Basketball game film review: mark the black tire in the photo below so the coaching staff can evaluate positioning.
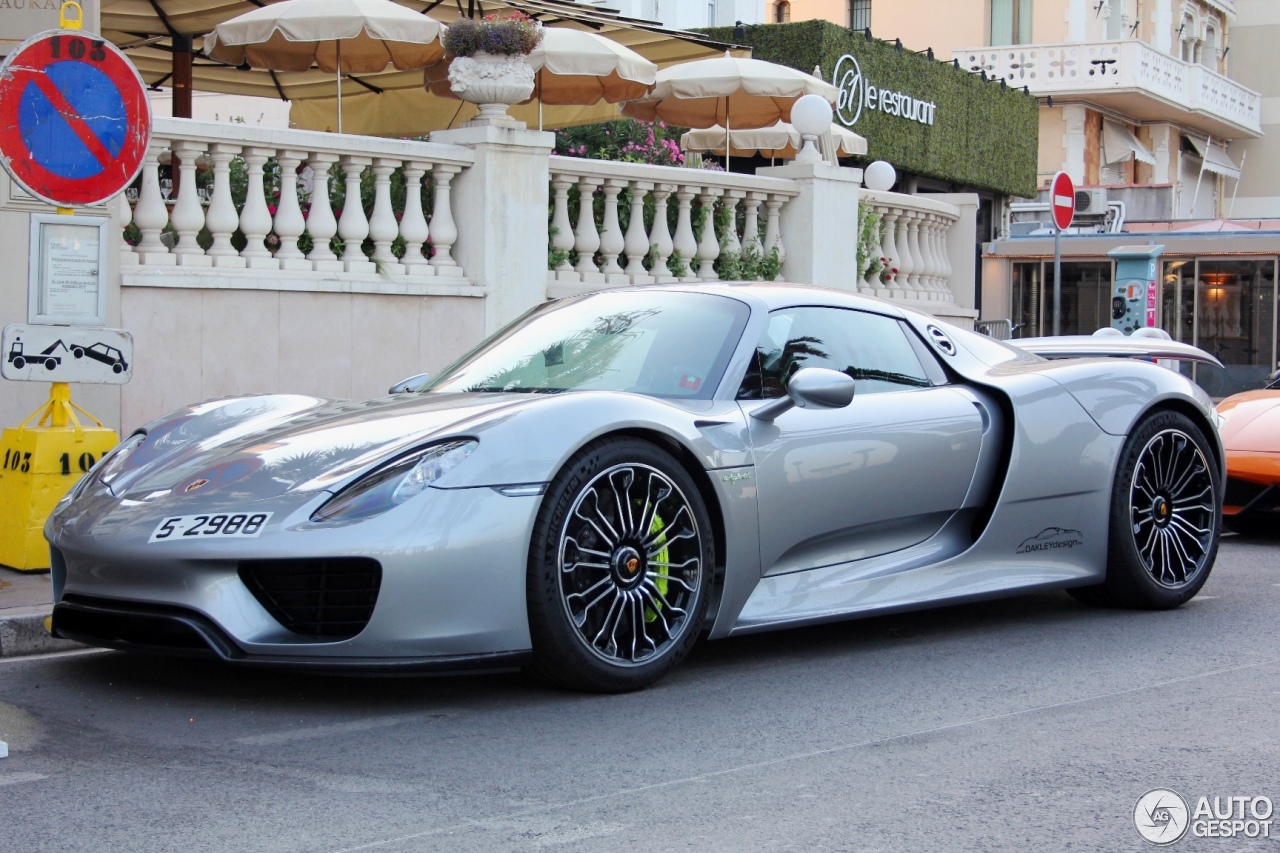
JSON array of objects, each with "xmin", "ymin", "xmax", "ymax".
[
  {"xmin": 72, "ymin": 347, "xmax": 84, "ymax": 358},
  {"xmin": 1079, "ymin": 410, "xmax": 1221, "ymax": 609},
  {"xmin": 44, "ymin": 358, "xmax": 57, "ymax": 370},
  {"xmin": 11, "ymin": 357, "xmax": 24, "ymax": 369},
  {"xmin": 526, "ymin": 437, "xmax": 713, "ymax": 693}
]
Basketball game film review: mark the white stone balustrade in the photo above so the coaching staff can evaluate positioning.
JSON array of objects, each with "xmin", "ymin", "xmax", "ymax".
[
  {"xmin": 859, "ymin": 189, "xmax": 963, "ymax": 307},
  {"xmin": 956, "ymin": 39, "xmax": 1261, "ymax": 137},
  {"xmin": 547, "ymin": 156, "xmax": 799, "ymax": 294},
  {"xmin": 127, "ymin": 118, "xmax": 474, "ymax": 284}
]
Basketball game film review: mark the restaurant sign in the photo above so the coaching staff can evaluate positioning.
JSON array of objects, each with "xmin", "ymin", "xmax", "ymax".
[{"xmin": 833, "ymin": 53, "xmax": 938, "ymax": 129}]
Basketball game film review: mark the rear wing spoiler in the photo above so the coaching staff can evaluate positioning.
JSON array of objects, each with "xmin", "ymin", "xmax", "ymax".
[{"xmin": 1011, "ymin": 336, "xmax": 1224, "ymax": 367}]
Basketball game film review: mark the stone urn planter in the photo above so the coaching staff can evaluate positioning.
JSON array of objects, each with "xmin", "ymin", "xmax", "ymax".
[{"xmin": 448, "ymin": 52, "xmax": 535, "ymax": 126}]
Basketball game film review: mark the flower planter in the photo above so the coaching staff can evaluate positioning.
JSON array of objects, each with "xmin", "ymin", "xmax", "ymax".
[{"xmin": 448, "ymin": 52, "xmax": 535, "ymax": 127}]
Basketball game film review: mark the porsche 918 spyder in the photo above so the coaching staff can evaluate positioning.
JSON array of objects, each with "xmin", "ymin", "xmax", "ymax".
[{"xmin": 47, "ymin": 283, "xmax": 1225, "ymax": 691}]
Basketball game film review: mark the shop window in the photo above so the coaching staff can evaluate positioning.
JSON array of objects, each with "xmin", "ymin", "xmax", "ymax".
[
  {"xmin": 990, "ymin": 0, "xmax": 1032, "ymax": 46},
  {"xmin": 1011, "ymin": 262, "xmax": 1042, "ymax": 337},
  {"xmin": 849, "ymin": 0, "xmax": 871, "ymax": 31},
  {"xmin": 1194, "ymin": 260, "xmax": 1277, "ymax": 395},
  {"xmin": 774, "ymin": 1, "xmax": 790, "ymax": 24}
]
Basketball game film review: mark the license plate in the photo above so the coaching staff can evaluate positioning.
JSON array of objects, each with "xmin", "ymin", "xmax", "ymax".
[{"xmin": 149, "ymin": 512, "xmax": 273, "ymax": 543}]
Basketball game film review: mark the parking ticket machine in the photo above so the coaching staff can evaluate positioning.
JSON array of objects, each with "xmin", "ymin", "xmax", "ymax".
[{"xmin": 1108, "ymin": 245, "xmax": 1164, "ymax": 334}]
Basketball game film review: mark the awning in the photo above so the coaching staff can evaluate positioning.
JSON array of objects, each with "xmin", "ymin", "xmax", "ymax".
[
  {"xmin": 1183, "ymin": 134, "xmax": 1242, "ymax": 180},
  {"xmin": 1102, "ymin": 120, "xmax": 1155, "ymax": 166}
]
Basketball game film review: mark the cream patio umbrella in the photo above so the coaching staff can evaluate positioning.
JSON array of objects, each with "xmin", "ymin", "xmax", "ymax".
[
  {"xmin": 204, "ymin": 0, "xmax": 446, "ymax": 132},
  {"xmin": 622, "ymin": 51, "xmax": 838, "ymax": 170},
  {"xmin": 424, "ymin": 27, "xmax": 657, "ymax": 130},
  {"xmin": 681, "ymin": 120, "xmax": 867, "ymax": 164}
]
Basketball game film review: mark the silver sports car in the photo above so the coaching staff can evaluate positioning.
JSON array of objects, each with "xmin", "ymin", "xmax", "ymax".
[{"xmin": 47, "ymin": 283, "xmax": 1225, "ymax": 691}]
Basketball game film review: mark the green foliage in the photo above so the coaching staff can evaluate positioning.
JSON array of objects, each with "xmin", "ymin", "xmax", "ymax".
[
  {"xmin": 547, "ymin": 226, "xmax": 572, "ymax": 269},
  {"xmin": 554, "ymin": 119, "xmax": 686, "ymax": 165},
  {"xmin": 716, "ymin": 243, "xmax": 783, "ymax": 282},
  {"xmin": 667, "ymin": 248, "xmax": 689, "ymax": 278},
  {"xmin": 858, "ymin": 205, "xmax": 885, "ymax": 281},
  {"xmin": 699, "ymin": 20, "xmax": 1039, "ymax": 198}
]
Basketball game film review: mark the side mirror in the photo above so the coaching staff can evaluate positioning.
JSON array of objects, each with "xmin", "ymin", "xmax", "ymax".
[
  {"xmin": 388, "ymin": 372, "xmax": 431, "ymax": 394},
  {"xmin": 750, "ymin": 367, "xmax": 856, "ymax": 421}
]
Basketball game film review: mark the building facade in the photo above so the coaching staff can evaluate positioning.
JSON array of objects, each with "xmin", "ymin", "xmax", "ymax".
[{"xmin": 776, "ymin": 0, "xmax": 1275, "ymax": 393}]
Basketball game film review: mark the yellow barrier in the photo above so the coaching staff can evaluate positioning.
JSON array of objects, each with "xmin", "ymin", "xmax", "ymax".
[{"xmin": 0, "ymin": 383, "xmax": 117, "ymax": 571}]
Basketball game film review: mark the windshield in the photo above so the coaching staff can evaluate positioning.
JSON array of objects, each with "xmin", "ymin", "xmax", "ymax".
[{"xmin": 425, "ymin": 291, "xmax": 751, "ymax": 399}]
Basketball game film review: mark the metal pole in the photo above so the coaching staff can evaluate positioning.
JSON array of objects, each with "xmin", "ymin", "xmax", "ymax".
[{"xmin": 1053, "ymin": 227, "xmax": 1062, "ymax": 336}]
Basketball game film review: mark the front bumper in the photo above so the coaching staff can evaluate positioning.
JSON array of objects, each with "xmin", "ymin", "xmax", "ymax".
[{"xmin": 47, "ymin": 484, "xmax": 543, "ymax": 664}]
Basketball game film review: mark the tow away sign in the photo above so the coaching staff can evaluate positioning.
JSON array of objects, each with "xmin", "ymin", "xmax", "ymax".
[{"xmin": 2, "ymin": 323, "xmax": 132, "ymax": 383}]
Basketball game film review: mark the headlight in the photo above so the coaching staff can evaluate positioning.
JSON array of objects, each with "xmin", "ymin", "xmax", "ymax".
[{"xmin": 311, "ymin": 439, "xmax": 477, "ymax": 522}]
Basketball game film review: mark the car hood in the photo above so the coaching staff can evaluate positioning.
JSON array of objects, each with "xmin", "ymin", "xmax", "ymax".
[
  {"xmin": 111, "ymin": 392, "xmax": 536, "ymax": 499},
  {"xmin": 1217, "ymin": 390, "xmax": 1280, "ymax": 453}
]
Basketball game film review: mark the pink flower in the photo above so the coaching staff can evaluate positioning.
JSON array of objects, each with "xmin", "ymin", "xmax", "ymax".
[{"xmin": 267, "ymin": 205, "xmax": 278, "ymax": 216}]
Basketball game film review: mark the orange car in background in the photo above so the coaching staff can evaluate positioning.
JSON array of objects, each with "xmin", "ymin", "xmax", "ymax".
[{"xmin": 1218, "ymin": 370, "xmax": 1280, "ymax": 535}]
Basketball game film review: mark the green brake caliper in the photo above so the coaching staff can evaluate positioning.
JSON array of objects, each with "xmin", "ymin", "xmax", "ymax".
[{"xmin": 645, "ymin": 512, "xmax": 669, "ymax": 623}]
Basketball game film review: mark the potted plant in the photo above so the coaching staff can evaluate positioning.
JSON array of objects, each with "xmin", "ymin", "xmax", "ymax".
[{"xmin": 443, "ymin": 12, "xmax": 544, "ymax": 125}]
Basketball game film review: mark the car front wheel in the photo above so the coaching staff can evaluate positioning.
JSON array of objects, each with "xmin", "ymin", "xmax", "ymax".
[{"xmin": 526, "ymin": 437, "xmax": 713, "ymax": 692}]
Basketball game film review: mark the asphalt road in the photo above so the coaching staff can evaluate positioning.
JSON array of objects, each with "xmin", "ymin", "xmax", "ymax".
[{"xmin": 1, "ymin": 535, "xmax": 1277, "ymax": 853}]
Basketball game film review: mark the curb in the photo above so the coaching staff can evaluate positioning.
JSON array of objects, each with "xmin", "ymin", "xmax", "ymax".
[{"xmin": 0, "ymin": 607, "xmax": 84, "ymax": 658}]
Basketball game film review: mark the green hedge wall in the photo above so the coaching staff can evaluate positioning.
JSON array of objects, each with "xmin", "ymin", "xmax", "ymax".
[{"xmin": 700, "ymin": 20, "xmax": 1038, "ymax": 198}]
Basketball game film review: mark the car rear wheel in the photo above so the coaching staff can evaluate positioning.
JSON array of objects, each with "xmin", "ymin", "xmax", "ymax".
[
  {"xmin": 526, "ymin": 437, "xmax": 712, "ymax": 692},
  {"xmin": 1072, "ymin": 411, "xmax": 1220, "ymax": 608}
]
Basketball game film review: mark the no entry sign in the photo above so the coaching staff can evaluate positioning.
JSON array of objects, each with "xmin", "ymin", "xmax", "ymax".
[
  {"xmin": 0, "ymin": 29, "xmax": 150, "ymax": 207},
  {"xmin": 1051, "ymin": 171, "xmax": 1076, "ymax": 232}
]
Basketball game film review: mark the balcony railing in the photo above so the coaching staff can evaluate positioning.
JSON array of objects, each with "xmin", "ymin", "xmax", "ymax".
[
  {"xmin": 858, "ymin": 190, "xmax": 961, "ymax": 304},
  {"xmin": 956, "ymin": 39, "xmax": 1261, "ymax": 137},
  {"xmin": 546, "ymin": 156, "xmax": 800, "ymax": 296},
  {"xmin": 125, "ymin": 118, "xmax": 475, "ymax": 286}
]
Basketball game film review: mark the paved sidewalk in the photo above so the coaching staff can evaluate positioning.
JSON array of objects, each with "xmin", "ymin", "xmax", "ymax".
[{"xmin": 0, "ymin": 567, "xmax": 82, "ymax": 658}]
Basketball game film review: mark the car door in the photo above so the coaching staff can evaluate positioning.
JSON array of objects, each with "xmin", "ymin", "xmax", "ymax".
[{"xmin": 738, "ymin": 307, "xmax": 986, "ymax": 575}]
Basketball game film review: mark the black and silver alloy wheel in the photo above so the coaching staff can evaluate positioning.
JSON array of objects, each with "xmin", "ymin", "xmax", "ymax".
[
  {"xmin": 1072, "ymin": 410, "xmax": 1221, "ymax": 609},
  {"xmin": 527, "ymin": 437, "xmax": 712, "ymax": 692},
  {"xmin": 558, "ymin": 463, "xmax": 702, "ymax": 666},
  {"xmin": 1129, "ymin": 428, "xmax": 1215, "ymax": 588}
]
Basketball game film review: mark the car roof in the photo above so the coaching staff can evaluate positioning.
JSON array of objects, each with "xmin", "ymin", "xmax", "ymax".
[{"xmin": 601, "ymin": 281, "xmax": 911, "ymax": 318}]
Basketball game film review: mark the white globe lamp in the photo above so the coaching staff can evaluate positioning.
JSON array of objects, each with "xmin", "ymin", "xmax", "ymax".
[
  {"xmin": 864, "ymin": 160, "xmax": 897, "ymax": 192},
  {"xmin": 791, "ymin": 94, "xmax": 833, "ymax": 164}
]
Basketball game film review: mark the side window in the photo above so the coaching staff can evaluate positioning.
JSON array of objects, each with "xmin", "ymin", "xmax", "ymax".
[{"xmin": 738, "ymin": 307, "xmax": 934, "ymax": 399}]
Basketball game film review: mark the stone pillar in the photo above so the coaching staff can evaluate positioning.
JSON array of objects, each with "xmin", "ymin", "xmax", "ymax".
[
  {"xmin": 431, "ymin": 125, "xmax": 555, "ymax": 335},
  {"xmin": 757, "ymin": 163, "xmax": 862, "ymax": 292}
]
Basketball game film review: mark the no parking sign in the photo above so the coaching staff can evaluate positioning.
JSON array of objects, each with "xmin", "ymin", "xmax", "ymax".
[{"xmin": 0, "ymin": 26, "xmax": 150, "ymax": 207}]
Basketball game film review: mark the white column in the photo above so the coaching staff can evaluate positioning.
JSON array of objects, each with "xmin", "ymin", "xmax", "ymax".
[
  {"xmin": 623, "ymin": 180, "xmax": 653, "ymax": 281},
  {"xmin": 428, "ymin": 164, "xmax": 461, "ymax": 273},
  {"xmin": 1153, "ymin": 0, "xmax": 1173, "ymax": 54},
  {"xmin": 763, "ymin": 194, "xmax": 786, "ymax": 273},
  {"xmin": 648, "ymin": 184, "xmax": 674, "ymax": 278},
  {"xmin": 696, "ymin": 188, "xmax": 723, "ymax": 280},
  {"xmin": 118, "ymin": 193, "xmax": 136, "ymax": 267},
  {"xmin": 239, "ymin": 147, "xmax": 278, "ymax": 269},
  {"xmin": 368, "ymin": 158, "xmax": 401, "ymax": 273},
  {"xmin": 878, "ymin": 207, "xmax": 899, "ymax": 298},
  {"xmin": 573, "ymin": 176, "xmax": 601, "ymax": 277},
  {"xmin": 399, "ymin": 161, "xmax": 432, "ymax": 271},
  {"xmin": 304, "ymin": 152, "xmax": 342, "ymax": 271},
  {"xmin": 203, "ymin": 143, "xmax": 243, "ymax": 268},
  {"xmin": 936, "ymin": 215, "xmax": 955, "ymax": 295},
  {"xmin": 905, "ymin": 212, "xmax": 925, "ymax": 294},
  {"xmin": 133, "ymin": 143, "xmax": 173, "ymax": 265},
  {"xmin": 672, "ymin": 187, "xmax": 698, "ymax": 280},
  {"xmin": 919, "ymin": 214, "xmax": 940, "ymax": 296},
  {"xmin": 338, "ymin": 155, "xmax": 373, "ymax": 272},
  {"xmin": 1062, "ymin": 104, "xmax": 1088, "ymax": 186},
  {"xmin": 598, "ymin": 179, "xmax": 627, "ymax": 280},
  {"xmin": 273, "ymin": 149, "xmax": 309, "ymax": 269},
  {"xmin": 548, "ymin": 174, "xmax": 575, "ymax": 273},
  {"xmin": 894, "ymin": 211, "xmax": 916, "ymax": 298},
  {"xmin": 742, "ymin": 193, "xmax": 764, "ymax": 255},
  {"xmin": 169, "ymin": 140, "xmax": 209, "ymax": 265}
]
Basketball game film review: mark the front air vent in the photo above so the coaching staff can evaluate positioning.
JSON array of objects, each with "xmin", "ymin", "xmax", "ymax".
[{"xmin": 239, "ymin": 558, "xmax": 382, "ymax": 639}]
